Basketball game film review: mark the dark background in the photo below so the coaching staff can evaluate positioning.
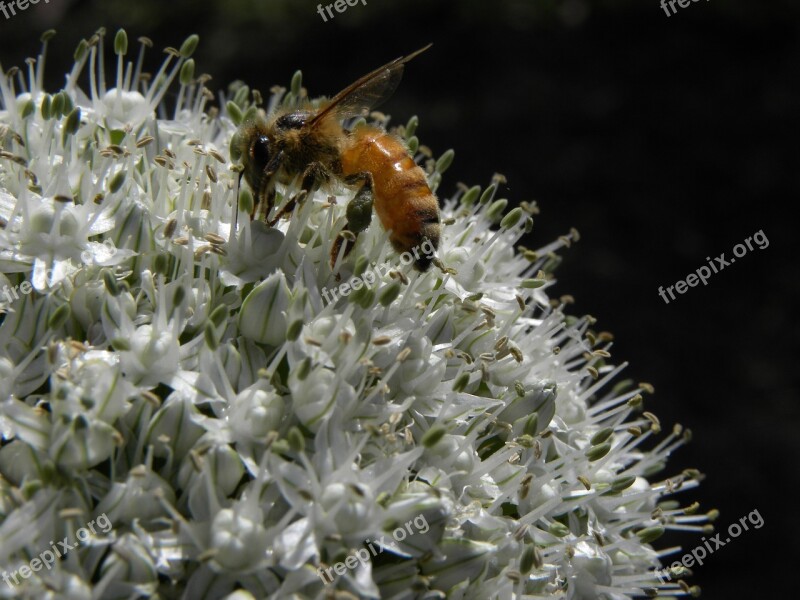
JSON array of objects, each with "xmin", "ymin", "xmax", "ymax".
[{"xmin": 2, "ymin": 0, "xmax": 797, "ymax": 596}]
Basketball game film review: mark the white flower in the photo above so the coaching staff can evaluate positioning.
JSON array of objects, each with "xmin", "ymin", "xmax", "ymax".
[
  {"xmin": 238, "ymin": 271, "xmax": 292, "ymax": 346},
  {"xmin": 211, "ymin": 506, "xmax": 270, "ymax": 573},
  {"xmin": 0, "ymin": 29, "xmax": 710, "ymax": 599}
]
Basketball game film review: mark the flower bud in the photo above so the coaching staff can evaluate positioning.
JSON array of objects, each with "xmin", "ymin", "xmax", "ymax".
[
  {"xmin": 499, "ymin": 380, "xmax": 557, "ymax": 432},
  {"xmin": 211, "ymin": 508, "xmax": 269, "ymax": 572},
  {"xmin": 99, "ymin": 533, "xmax": 158, "ymax": 586},
  {"xmin": 50, "ymin": 414, "xmax": 119, "ymax": 470},
  {"xmin": 145, "ymin": 393, "xmax": 204, "ymax": 460},
  {"xmin": 0, "ymin": 440, "xmax": 48, "ymax": 485},
  {"xmin": 320, "ymin": 482, "xmax": 374, "ymax": 537},
  {"xmin": 289, "ymin": 364, "xmax": 355, "ymax": 432},
  {"xmin": 119, "ymin": 324, "xmax": 180, "ymax": 387},
  {"xmin": 238, "ymin": 272, "xmax": 291, "ymax": 346}
]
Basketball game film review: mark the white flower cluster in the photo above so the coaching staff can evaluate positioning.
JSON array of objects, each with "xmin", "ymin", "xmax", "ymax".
[{"xmin": 0, "ymin": 29, "xmax": 712, "ymax": 600}]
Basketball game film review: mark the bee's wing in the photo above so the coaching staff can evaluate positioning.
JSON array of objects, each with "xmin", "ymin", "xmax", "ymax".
[{"xmin": 306, "ymin": 43, "xmax": 432, "ymax": 130}]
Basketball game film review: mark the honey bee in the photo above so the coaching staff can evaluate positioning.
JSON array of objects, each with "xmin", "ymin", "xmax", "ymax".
[{"xmin": 231, "ymin": 44, "xmax": 440, "ymax": 271}]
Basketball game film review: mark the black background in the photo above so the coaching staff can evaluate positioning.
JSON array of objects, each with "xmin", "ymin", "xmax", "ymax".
[{"xmin": 1, "ymin": 0, "xmax": 797, "ymax": 597}]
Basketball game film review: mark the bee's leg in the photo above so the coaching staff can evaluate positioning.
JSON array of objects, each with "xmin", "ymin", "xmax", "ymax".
[
  {"xmin": 257, "ymin": 185, "xmax": 277, "ymax": 222},
  {"xmin": 330, "ymin": 172, "xmax": 374, "ymax": 270},
  {"xmin": 253, "ymin": 151, "xmax": 284, "ymax": 224},
  {"xmin": 268, "ymin": 161, "xmax": 329, "ymax": 226}
]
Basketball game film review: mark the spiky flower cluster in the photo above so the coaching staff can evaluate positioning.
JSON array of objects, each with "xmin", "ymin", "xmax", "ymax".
[{"xmin": 0, "ymin": 29, "xmax": 711, "ymax": 600}]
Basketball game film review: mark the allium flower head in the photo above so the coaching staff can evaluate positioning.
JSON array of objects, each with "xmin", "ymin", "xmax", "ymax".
[{"xmin": 0, "ymin": 29, "xmax": 712, "ymax": 599}]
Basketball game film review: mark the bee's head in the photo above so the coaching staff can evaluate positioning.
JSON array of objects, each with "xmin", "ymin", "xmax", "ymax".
[
  {"xmin": 230, "ymin": 109, "xmax": 312, "ymax": 195},
  {"xmin": 248, "ymin": 134, "xmax": 273, "ymax": 182},
  {"xmin": 231, "ymin": 116, "xmax": 273, "ymax": 194}
]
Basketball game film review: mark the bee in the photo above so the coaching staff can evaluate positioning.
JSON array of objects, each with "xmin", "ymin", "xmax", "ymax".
[{"xmin": 231, "ymin": 44, "xmax": 440, "ymax": 271}]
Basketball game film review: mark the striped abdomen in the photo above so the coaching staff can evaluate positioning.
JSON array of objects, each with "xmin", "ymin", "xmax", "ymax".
[{"xmin": 340, "ymin": 128, "xmax": 440, "ymax": 270}]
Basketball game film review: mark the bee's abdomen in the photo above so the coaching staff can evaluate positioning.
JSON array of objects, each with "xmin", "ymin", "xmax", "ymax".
[{"xmin": 341, "ymin": 129, "xmax": 440, "ymax": 268}]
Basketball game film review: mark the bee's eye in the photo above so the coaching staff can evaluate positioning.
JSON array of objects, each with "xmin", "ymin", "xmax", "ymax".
[{"xmin": 251, "ymin": 135, "xmax": 271, "ymax": 171}]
